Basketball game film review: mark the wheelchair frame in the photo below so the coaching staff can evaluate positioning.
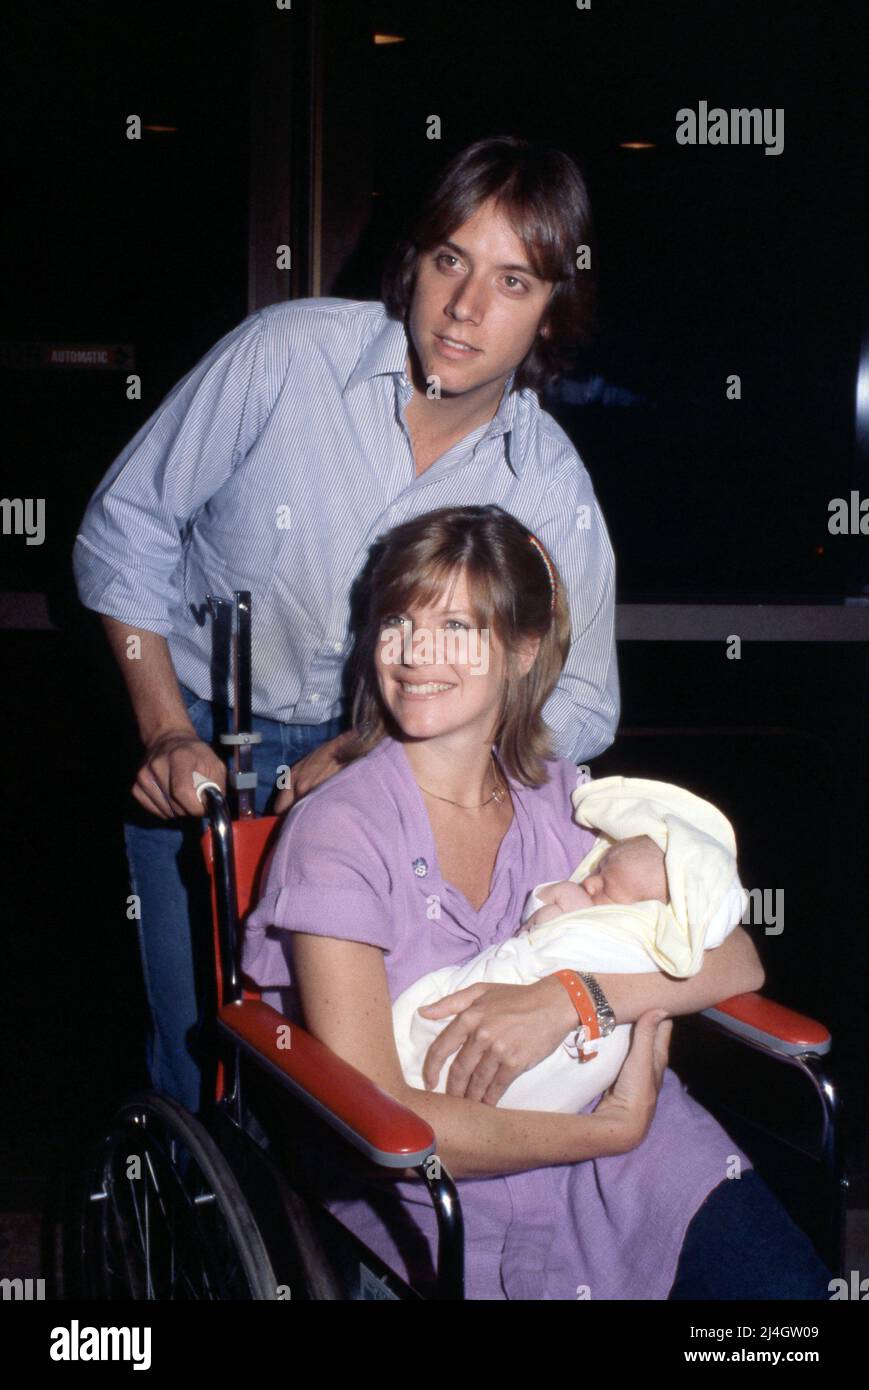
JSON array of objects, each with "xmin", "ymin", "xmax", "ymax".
[
  {"xmin": 202, "ymin": 783, "xmax": 465, "ymax": 1300},
  {"xmin": 80, "ymin": 591, "xmax": 846, "ymax": 1299}
]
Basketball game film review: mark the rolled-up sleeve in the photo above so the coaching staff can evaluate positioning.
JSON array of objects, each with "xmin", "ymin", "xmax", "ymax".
[
  {"xmin": 73, "ymin": 310, "xmax": 271, "ymax": 635},
  {"xmin": 537, "ymin": 459, "xmax": 620, "ymax": 765},
  {"xmin": 242, "ymin": 788, "xmax": 396, "ymax": 990}
]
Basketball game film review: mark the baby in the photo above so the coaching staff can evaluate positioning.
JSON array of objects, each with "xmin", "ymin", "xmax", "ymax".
[
  {"xmin": 391, "ymin": 775, "xmax": 747, "ymax": 1114},
  {"xmin": 528, "ymin": 833, "xmax": 669, "ymax": 923}
]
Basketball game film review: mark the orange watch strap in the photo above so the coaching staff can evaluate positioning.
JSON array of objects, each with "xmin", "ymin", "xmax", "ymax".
[{"xmin": 552, "ymin": 969, "xmax": 601, "ymax": 1056}]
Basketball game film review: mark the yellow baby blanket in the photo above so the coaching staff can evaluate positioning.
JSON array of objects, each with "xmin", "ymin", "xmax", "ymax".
[{"xmin": 564, "ymin": 775, "xmax": 747, "ymax": 976}]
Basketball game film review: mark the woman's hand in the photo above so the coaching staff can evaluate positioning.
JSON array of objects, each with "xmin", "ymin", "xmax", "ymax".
[
  {"xmin": 418, "ymin": 976, "xmax": 582, "ymax": 1104},
  {"xmin": 273, "ymin": 731, "xmax": 354, "ymax": 813},
  {"xmin": 593, "ymin": 1010, "xmax": 672, "ymax": 1152}
]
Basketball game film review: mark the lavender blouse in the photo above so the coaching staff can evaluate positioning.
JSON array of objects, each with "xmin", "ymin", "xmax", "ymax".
[{"xmin": 243, "ymin": 735, "xmax": 752, "ymax": 1300}]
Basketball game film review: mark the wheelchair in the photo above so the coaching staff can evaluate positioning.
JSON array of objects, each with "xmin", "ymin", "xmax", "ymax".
[{"xmin": 78, "ymin": 595, "xmax": 847, "ymax": 1300}]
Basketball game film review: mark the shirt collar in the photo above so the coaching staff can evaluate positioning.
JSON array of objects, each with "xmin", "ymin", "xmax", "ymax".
[
  {"xmin": 481, "ymin": 371, "xmax": 522, "ymax": 474},
  {"xmin": 343, "ymin": 312, "xmax": 410, "ymax": 394},
  {"xmin": 488, "ymin": 371, "xmax": 519, "ymax": 435},
  {"xmin": 343, "ymin": 307, "xmax": 525, "ymax": 470}
]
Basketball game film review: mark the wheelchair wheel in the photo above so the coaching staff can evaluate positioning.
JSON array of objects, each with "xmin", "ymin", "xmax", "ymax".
[{"xmin": 80, "ymin": 1091, "xmax": 278, "ymax": 1300}]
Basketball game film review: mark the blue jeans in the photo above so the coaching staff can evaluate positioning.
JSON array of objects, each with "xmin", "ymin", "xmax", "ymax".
[
  {"xmin": 668, "ymin": 1169, "xmax": 834, "ymax": 1299},
  {"xmin": 123, "ymin": 684, "xmax": 345, "ymax": 1113}
]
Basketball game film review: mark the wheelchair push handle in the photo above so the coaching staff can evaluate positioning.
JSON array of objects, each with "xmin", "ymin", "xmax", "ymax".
[
  {"xmin": 207, "ymin": 589, "xmax": 262, "ymax": 819},
  {"xmin": 193, "ymin": 770, "xmax": 223, "ymax": 804}
]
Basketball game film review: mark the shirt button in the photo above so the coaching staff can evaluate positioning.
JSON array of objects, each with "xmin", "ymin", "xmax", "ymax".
[
  {"xmin": 311, "ymin": 693, "xmax": 320, "ymax": 703},
  {"xmin": 332, "ymin": 642, "xmax": 343, "ymax": 654}
]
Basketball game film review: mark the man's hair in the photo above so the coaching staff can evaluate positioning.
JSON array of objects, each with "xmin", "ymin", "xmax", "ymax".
[
  {"xmin": 381, "ymin": 135, "xmax": 597, "ymax": 394},
  {"xmin": 338, "ymin": 505, "xmax": 571, "ymax": 785}
]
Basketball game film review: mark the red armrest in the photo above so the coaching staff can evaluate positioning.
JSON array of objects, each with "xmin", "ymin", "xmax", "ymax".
[
  {"xmin": 217, "ymin": 999, "xmax": 436, "ymax": 1168},
  {"xmin": 700, "ymin": 992, "xmax": 831, "ymax": 1057}
]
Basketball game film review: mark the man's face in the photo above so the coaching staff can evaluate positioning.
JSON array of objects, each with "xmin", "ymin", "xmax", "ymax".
[{"xmin": 406, "ymin": 197, "xmax": 554, "ymax": 400}]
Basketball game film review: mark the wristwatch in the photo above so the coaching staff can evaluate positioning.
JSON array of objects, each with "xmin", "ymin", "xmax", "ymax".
[
  {"xmin": 552, "ymin": 969, "xmax": 617, "ymax": 1062},
  {"xmin": 577, "ymin": 972, "xmax": 617, "ymax": 1038}
]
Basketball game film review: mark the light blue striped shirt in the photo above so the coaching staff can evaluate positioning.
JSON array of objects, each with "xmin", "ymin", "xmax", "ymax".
[{"xmin": 74, "ymin": 298, "xmax": 619, "ymax": 762}]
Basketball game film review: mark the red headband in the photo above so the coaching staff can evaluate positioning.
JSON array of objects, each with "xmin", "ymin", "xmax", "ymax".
[{"xmin": 528, "ymin": 533, "xmax": 558, "ymax": 613}]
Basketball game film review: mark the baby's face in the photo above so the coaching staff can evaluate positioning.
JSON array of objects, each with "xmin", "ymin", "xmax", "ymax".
[
  {"xmin": 581, "ymin": 835, "xmax": 668, "ymax": 907},
  {"xmin": 524, "ymin": 835, "xmax": 669, "ymax": 929}
]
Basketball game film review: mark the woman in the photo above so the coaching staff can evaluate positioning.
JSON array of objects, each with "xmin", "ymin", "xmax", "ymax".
[{"xmin": 243, "ymin": 505, "xmax": 832, "ymax": 1300}]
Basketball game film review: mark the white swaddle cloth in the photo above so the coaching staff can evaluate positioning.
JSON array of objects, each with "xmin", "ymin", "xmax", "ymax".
[{"xmin": 392, "ymin": 775, "xmax": 748, "ymax": 1113}]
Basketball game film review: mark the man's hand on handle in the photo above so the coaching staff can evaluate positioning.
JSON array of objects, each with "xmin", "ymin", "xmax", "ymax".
[
  {"xmin": 100, "ymin": 617, "xmax": 354, "ymax": 820},
  {"xmin": 101, "ymin": 617, "xmax": 227, "ymax": 819},
  {"xmin": 133, "ymin": 730, "xmax": 227, "ymax": 819},
  {"xmin": 134, "ymin": 727, "xmax": 353, "ymax": 820}
]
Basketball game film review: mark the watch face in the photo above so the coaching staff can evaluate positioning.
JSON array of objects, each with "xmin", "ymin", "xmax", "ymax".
[
  {"xmin": 578, "ymin": 974, "xmax": 617, "ymax": 1035},
  {"xmin": 593, "ymin": 1001, "xmax": 616, "ymax": 1036}
]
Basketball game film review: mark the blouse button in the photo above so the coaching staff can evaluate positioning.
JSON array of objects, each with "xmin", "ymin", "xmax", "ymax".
[{"xmin": 412, "ymin": 857, "xmax": 428, "ymax": 878}]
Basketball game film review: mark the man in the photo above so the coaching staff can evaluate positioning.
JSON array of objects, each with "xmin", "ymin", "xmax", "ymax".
[{"xmin": 74, "ymin": 135, "xmax": 620, "ymax": 1112}]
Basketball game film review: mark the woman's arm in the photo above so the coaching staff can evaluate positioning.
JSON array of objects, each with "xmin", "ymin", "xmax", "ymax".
[
  {"xmin": 595, "ymin": 925, "xmax": 766, "ymax": 1025},
  {"xmin": 289, "ymin": 932, "xmax": 666, "ymax": 1181},
  {"xmin": 419, "ymin": 926, "xmax": 765, "ymax": 1105}
]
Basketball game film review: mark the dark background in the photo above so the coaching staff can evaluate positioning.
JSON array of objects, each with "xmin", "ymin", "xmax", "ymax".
[
  {"xmin": 3, "ymin": 0, "xmax": 868, "ymax": 603},
  {"xmin": 1, "ymin": 0, "xmax": 867, "ymax": 1277}
]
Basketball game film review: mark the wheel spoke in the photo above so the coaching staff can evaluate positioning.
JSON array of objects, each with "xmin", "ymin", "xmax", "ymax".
[
  {"xmin": 126, "ymin": 1170, "xmax": 149, "ymax": 1293},
  {"xmin": 81, "ymin": 1097, "xmax": 276, "ymax": 1301}
]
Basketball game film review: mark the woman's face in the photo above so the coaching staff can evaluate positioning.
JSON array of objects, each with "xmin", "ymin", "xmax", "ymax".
[{"xmin": 373, "ymin": 569, "xmax": 535, "ymax": 747}]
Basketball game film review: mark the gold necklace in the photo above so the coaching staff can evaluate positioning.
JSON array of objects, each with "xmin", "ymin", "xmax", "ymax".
[{"xmin": 416, "ymin": 751, "xmax": 506, "ymax": 809}]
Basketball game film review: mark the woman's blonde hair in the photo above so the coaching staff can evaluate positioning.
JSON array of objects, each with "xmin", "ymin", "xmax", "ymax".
[{"xmin": 337, "ymin": 505, "xmax": 571, "ymax": 786}]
